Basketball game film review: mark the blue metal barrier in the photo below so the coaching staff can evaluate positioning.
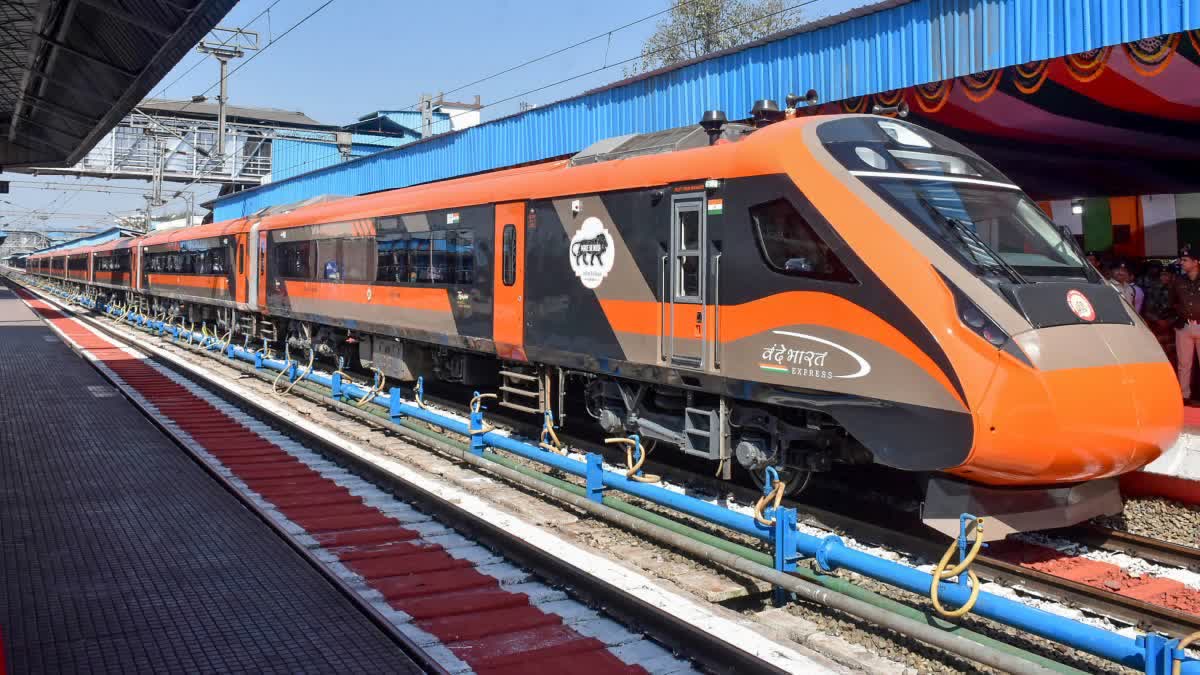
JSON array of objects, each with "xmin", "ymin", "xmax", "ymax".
[{"xmin": 28, "ymin": 283, "xmax": 1200, "ymax": 675}]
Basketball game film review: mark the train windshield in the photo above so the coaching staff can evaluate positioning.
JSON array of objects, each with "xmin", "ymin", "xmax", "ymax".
[
  {"xmin": 866, "ymin": 178, "xmax": 1087, "ymax": 281},
  {"xmin": 817, "ymin": 117, "xmax": 1092, "ymax": 282}
]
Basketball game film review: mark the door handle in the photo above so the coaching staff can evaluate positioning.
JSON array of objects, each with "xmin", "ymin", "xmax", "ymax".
[{"xmin": 695, "ymin": 311, "xmax": 702, "ymax": 322}]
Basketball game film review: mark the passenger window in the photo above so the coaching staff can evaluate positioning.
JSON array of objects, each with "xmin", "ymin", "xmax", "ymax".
[
  {"xmin": 375, "ymin": 217, "xmax": 475, "ymax": 286},
  {"xmin": 750, "ymin": 199, "xmax": 856, "ymax": 283},
  {"xmin": 502, "ymin": 224, "xmax": 516, "ymax": 286},
  {"xmin": 456, "ymin": 229, "xmax": 475, "ymax": 284},
  {"xmin": 376, "ymin": 236, "xmax": 408, "ymax": 283},
  {"xmin": 409, "ymin": 232, "xmax": 432, "ymax": 282},
  {"xmin": 339, "ymin": 237, "xmax": 374, "ymax": 282},
  {"xmin": 277, "ymin": 241, "xmax": 312, "ymax": 279}
]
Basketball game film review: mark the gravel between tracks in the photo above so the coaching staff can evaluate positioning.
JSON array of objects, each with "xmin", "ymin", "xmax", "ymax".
[{"xmin": 1093, "ymin": 497, "xmax": 1200, "ymax": 549}]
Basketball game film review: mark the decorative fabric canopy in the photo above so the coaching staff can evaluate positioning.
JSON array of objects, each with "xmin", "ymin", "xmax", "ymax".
[{"xmin": 814, "ymin": 31, "xmax": 1200, "ymax": 200}]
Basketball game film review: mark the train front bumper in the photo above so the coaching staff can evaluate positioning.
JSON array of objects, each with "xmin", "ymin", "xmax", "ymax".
[{"xmin": 921, "ymin": 474, "xmax": 1122, "ymax": 540}]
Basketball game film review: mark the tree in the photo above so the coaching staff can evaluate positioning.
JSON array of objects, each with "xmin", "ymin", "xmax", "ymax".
[{"xmin": 628, "ymin": 0, "xmax": 803, "ymax": 75}]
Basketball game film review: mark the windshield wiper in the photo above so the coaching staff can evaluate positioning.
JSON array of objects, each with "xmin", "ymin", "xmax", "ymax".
[{"xmin": 916, "ymin": 196, "xmax": 1027, "ymax": 284}]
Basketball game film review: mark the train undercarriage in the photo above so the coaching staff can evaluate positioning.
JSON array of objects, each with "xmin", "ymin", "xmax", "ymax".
[
  {"xmin": 33, "ymin": 274, "xmax": 1134, "ymax": 539},
  {"xmin": 45, "ymin": 276, "xmax": 875, "ymax": 494}
]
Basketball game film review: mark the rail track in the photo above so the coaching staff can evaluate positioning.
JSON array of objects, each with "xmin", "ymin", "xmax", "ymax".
[
  {"xmin": 417, "ymin": 392, "xmax": 1200, "ymax": 639},
  {"xmin": 1064, "ymin": 525, "xmax": 1200, "ymax": 573},
  {"xmin": 20, "ymin": 271, "xmax": 1200, "ymax": 673},
  {"xmin": 10, "ymin": 278, "xmax": 826, "ymax": 675}
]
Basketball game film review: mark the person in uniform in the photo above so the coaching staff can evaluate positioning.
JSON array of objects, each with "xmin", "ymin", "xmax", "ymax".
[
  {"xmin": 1172, "ymin": 247, "xmax": 1200, "ymax": 403},
  {"xmin": 1110, "ymin": 261, "xmax": 1144, "ymax": 313},
  {"xmin": 1144, "ymin": 264, "xmax": 1177, "ymax": 359}
]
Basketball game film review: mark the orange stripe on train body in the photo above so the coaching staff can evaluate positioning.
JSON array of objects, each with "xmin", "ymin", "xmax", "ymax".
[
  {"xmin": 275, "ymin": 280, "xmax": 452, "ymax": 313},
  {"xmin": 145, "ymin": 274, "xmax": 229, "ymax": 292},
  {"xmin": 599, "ymin": 291, "xmax": 963, "ymax": 408}
]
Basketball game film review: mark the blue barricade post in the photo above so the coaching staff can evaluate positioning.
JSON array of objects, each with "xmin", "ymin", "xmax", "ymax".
[
  {"xmin": 468, "ymin": 391, "xmax": 486, "ymax": 456},
  {"xmin": 772, "ymin": 506, "xmax": 799, "ymax": 606},
  {"xmin": 388, "ymin": 387, "xmax": 405, "ymax": 422},
  {"xmin": 585, "ymin": 454, "xmax": 605, "ymax": 503},
  {"xmin": 331, "ymin": 371, "xmax": 343, "ymax": 401}
]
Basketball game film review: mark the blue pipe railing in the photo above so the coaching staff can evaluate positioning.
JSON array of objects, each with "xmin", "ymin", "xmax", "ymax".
[{"xmin": 34, "ymin": 282, "xmax": 1200, "ymax": 675}]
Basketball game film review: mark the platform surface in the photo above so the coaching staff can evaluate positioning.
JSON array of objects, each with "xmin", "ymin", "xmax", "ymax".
[{"xmin": 0, "ymin": 285, "xmax": 425, "ymax": 673}]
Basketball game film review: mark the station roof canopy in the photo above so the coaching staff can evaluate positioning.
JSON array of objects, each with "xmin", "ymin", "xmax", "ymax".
[
  {"xmin": 0, "ymin": 0, "xmax": 238, "ymax": 169},
  {"xmin": 211, "ymin": 0, "xmax": 1200, "ymax": 220},
  {"xmin": 137, "ymin": 98, "xmax": 332, "ymax": 130}
]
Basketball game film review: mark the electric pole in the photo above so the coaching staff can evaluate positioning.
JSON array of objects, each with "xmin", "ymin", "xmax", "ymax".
[{"xmin": 196, "ymin": 28, "xmax": 259, "ymax": 159}]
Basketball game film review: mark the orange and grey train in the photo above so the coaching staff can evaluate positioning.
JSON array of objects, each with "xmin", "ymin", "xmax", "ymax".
[{"xmin": 28, "ymin": 110, "xmax": 1182, "ymax": 537}]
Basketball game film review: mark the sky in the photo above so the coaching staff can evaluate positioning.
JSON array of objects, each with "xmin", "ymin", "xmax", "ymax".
[{"xmin": 1, "ymin": 0, "xmax": 873, "ymax": 237}]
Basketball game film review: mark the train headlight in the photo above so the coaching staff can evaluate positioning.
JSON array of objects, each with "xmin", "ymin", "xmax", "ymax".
[
  {"xmin": 941, "ymin": 273, "xmax": 1011, "ymax": 350},
  {"xmin": 877, "ymin": 120, "xmax": 932, "ymax": 148}
]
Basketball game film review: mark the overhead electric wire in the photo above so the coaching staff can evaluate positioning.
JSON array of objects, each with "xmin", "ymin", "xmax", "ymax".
[
  {"xmin": 149, "ymin": 0, "xmax": 289, "ymax": 101},
  {"xmin": 250, "ymin": 0, "xmax": 815, "ymax": 185},
  {"xmin": 391, "ymin": 0, "xmax": 705, "ymax": 113},
  {"xmin": 155, "ymin": 0, "xmax": 337, "ymax": 209},
  {"xmin": 182, "ymin": 0, "xmax": 714, "ymax": 186}
]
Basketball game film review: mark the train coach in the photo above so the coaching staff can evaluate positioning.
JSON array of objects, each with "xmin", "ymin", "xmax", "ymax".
[{"xmin": 27, "ymin": 107, "xmax": 1183, "ymax": 537}]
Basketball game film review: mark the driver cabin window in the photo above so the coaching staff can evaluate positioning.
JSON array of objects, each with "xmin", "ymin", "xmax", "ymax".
[{"xmin": 750, "ymin": 199, "xmax": 856, "ymax": 283}]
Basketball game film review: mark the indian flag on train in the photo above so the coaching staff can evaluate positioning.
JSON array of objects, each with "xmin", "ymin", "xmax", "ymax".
[{"xmin": 1039, "ymin": 194, "xmax": 1200, "ymax": 258}]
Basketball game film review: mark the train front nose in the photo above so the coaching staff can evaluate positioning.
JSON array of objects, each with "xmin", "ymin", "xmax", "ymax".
[{"xmin": 963, "ymin": 323, "xmax": 1182, "ymax": 485}]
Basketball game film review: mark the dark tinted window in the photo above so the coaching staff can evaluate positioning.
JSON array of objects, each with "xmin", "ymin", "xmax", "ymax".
[
  {"xmin": 97, "ymin": 252, "xmax": 130, "ymax": 272},
  {"xmin": 144, "ymin": 245, "xmax": 227, "ymax": 275},
  {"xmin": 340, "ymin": 237, "xmax": 374, "ymax": 282},
  {"xmin": 68, "ymin": 256, "xmax": 87, "ymax": 271},
  {"xmin": 276, "ymin": 241, "xmax": 312, "ymax": 279},
  {"xmin": 375, "ymin": 226, "xmax": 474, "ymax": 285},
  {"xmin": 750, "ymin": 199, "xmax": 856, "ymax": 283},
  {"xmin": 502, "ymin": 224, "xmax": 516, "ymax": 286}
]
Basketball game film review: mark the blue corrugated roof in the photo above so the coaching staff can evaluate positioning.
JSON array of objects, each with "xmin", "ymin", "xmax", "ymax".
[
  {"xmin": 272, "ymin": 139, "xmax": 409, "ymax": 182},
  {"xmin": 31, "ymin": 227, "xmax": 138, "ymax": 254},
  {"xmin": 214, "ymin": 0, "xmax": 1200, "ymax": 220}
]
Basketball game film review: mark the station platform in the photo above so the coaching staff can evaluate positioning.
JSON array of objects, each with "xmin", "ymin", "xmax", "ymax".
[{"xmin": 0, "ymin": 284, "xmax": 428, "ymax": 673}]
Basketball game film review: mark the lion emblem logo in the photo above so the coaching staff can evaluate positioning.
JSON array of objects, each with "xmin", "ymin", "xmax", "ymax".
[{"xmin": 568, "ymin": 217, "xmax": 615, "ymax": 289}]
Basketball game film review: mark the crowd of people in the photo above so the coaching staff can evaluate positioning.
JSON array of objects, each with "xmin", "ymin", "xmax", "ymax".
[{"xmin": 1087, "ymin": 246, "xmax": 1200, "ymax": 404}]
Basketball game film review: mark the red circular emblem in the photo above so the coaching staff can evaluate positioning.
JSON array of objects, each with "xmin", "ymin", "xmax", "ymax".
[{"xmin": 1066, "ymin": 290, "xmax": 1095, "ymax": 322}]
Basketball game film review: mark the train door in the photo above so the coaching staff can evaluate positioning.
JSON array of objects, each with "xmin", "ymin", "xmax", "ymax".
[
  {"xmin": 667, "ymin": 194, "xmax": 707, "ymax": 368},
  {"xmin": 493, "ymin": 202, "xmax": 526, "ymax": 360},
  {"xmin": 247, "ymin": 221, "xmax": 262, "ymax": 312}
]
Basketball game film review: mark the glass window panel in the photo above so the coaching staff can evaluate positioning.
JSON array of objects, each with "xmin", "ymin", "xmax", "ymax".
[
  {"xmin": 409, "ymin": 232, "xmax": 432, "ymax": 283},
  {"xmin": 679, "ymin": 255, "xmax": 700, "ymax": 297},
  {"xmin": 457, "ymin": 230, "xmax": 475, "ymax": 284},
  {"xmin": 502, "ymin": 225, "xmax": 516, "ymax": 286},
  {"xmin": 750, "ymin": 199, "xmax": 856, "ymax": 283},
  {"xmin": 678, "ymin": 209, "xmax": 700, "ymax": 251}
]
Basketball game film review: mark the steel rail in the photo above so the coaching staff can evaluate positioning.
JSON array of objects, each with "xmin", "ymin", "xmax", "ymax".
[
  {"xmin": 1067, "ymin": 525, "xmax": 1200, "ymax": 573},
  {"xmin": 15, "ymin": 277, "xmax": 785, "ymax": 675},
  {"xmin": 19, "ymin": 271, "xmax": 1200, "ymax": 674},
  {"xmin": 433, "ymin": 397, "xmax": 1200, "ymax": 638}
]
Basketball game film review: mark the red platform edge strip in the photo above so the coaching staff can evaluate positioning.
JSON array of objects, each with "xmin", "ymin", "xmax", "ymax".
[
  {"xmin": 1121, "ymin": 471, "xmax": 1200, "ymax": 506},
  {"xmin": 15, "ymin": 288, "xmax": 645, "ymax": 675},
  {"xmin": 989, "ymin": 539, "xmax": 1200, "ymax": 617},
  {"xmin": 1121, "ymin": 408, "xmax": 1200, "ymax": 506}
]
